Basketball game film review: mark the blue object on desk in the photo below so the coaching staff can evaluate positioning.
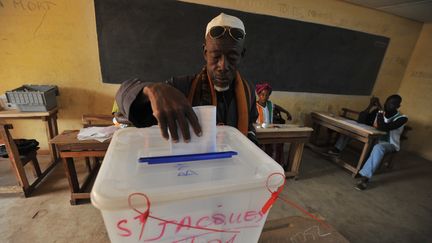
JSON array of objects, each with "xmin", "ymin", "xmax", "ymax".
[{"xmin": 139, "ymin": 151, "xmax": 238, "ymax": 164}]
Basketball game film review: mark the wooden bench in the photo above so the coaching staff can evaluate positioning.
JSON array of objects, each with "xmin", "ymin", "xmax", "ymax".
[
  {"xmin": 0, "ymin": 124, "xmax": 56, "ymax": 197},
  {"xmin": 338, "ymin": 107, "xmax": 411, "ymax": 170}
]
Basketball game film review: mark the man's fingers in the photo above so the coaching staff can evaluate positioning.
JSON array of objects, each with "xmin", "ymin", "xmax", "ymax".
[
  {"xmin": 145, "ymin": 83, "xmax": 200, "ymax": 141},
  {"xmin": 167, "ymin": 115, "xmax": 179, "ymax": 143},
  {"xmin": 158, "ymin": 115, "xmax": 169, "ymax": 141},
  {"xmin": 176, "ymin": 112, "xmax": 191, "ymax": 142},
  {"xmin": 186, "ymin": 109, "xmax": 202, "ymax": 136}
]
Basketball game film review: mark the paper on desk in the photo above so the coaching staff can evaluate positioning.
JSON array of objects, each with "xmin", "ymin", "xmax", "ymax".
[
  {"xmin": 77, "ymin": 125, "xmax": 119, "ymax": 142},
  {"xmin": 170, "ymin": 106, "xmax": 216, "ymax": 155}
]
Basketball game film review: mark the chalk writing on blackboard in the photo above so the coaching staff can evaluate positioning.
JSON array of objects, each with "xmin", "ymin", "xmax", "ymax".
[
  {"xmin": 290, "ymin": 225, "xmax": 331, "ymax": 243},
  {"xmin": 336, "ymin": 17, "xmax": 390, "ymax": 35},
  {"xmin": 33, "ymin": 8, "xmax": 47, "ymax": 37},
  {"xmin": 276, "ymin": 3, "xmax": 391, "ymax": 35},
  {"xmin": 1, "ymin": 0, "xmax": 56, "ymax": 11},
  {"xmin": 234, "ymin": 0, "xmax": 273, "ymax": 10},
  {"xmin": 411, "ymin": 71, "xmax": 432, "ymax": 79},
  {"xmin": 307, "ymin": 9, "xmax": 334, "ymax": 21},
  {"xmin": 384, "ymin": 56, "xmax": 408, "ymax": 68},
  {"xmin": 278, "ymin": 3, "xmax": 306, "ymax": 19},
  {"xmin": 277, "ymin": 3, "xmax": 334, "ymax": 21}
]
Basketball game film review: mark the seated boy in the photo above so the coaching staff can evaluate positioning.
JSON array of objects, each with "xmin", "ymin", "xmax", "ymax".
[{"xmin": 329, "ymin": 95, "xmax": 408, "ymax": 190}]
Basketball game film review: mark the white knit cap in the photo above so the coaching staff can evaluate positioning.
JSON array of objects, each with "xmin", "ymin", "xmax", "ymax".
[{"xmin": 205, "ymin": 13, "xmax": 246, "ymax": 37}]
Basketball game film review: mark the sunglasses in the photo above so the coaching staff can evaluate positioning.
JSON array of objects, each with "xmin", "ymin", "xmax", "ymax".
[{"xmin": 209, "ymin": 26, "xmax": 245, "ymax": 41}]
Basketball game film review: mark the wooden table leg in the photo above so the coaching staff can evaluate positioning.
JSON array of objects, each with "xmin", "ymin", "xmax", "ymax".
[
  {"xmin": 311, "ymin": 122, "xmax": 321, "ymax": 144},
  {"xmin": 285, "ymin": 142, "xmax": 305, "ymax": 179},
  {"xmin": 50, "ymin": 114, "xmax": 59, "ymax": 160},
  {"xmin": 62, "ymin": 157, "xmax": 80, "ymax": 205},
  {"xmin": 353, "ymin": 138, "xmax": 373, "ymax": 177},
  {"xmin": 44, "ymin": 115, "xmax": 58, "ymax": 163},
  {"xmin": 275, "ymin": 143, "xmax": 284, "ymax": 166},
  {"xmin": 292, "ymin": 142, "xmax": 305, "ymax": 175}
]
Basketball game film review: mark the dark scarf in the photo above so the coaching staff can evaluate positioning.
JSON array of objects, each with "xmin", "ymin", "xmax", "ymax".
[{"xmin": 187, "ymin": 67, "xmax": 251, "ymax": 135}]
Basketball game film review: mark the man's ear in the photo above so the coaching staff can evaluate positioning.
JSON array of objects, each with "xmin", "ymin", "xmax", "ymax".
[{"xmin": 241, "ymin": 48, "xmax": 246, "ymax": 58}]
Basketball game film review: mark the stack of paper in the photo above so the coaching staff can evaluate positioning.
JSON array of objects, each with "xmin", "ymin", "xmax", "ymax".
[{"xmin": 77, "ymin": 126, "xmax": 119, "ymax": 142}]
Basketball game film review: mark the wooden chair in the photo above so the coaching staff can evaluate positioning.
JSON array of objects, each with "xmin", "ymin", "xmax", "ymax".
[
  {"xmin": 261, "ymin": 105, "xmax": 292, "ymax": 165},
  {"xmin": 0, "ymin": 124, "xmax": 43, "ymax": 197},
  {"xmin": 273, "ymin": 105, "xmax": 291, "ymax": 124},
  {"xmin": 341, "ymin": 108, "xmax": 360, "ymax": 120}
]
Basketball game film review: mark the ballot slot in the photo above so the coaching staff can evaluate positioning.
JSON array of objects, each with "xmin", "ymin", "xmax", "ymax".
[{"xmin": 138, "ymin": 151, "xmax": 238, "ymax": 164}]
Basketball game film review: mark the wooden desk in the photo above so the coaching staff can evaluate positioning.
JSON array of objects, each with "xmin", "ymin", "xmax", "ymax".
[
  {"xmin": 310, "ymin": 111, "xmax": 386, "ymax": 177},
  {"xmin": 0, "ymin": 108, "xmax": 59, "ymax": 196},
  {"xmin": 256, "ymin": 124, "xmax": 313, "ymax": 178},
  {"xmin": 50, "ymin": 130, "xmax": 109, "ymax": 205}
]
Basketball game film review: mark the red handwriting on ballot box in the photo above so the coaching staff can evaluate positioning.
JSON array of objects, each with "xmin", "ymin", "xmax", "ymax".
[{"xmin": 116, "ymin": 193, "xmax": 265, "ymax": 242}]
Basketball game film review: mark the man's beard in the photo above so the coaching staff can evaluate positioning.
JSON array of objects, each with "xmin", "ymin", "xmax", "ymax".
[{"xmin": 214, "ymin": 85, "xmax": 229, "ymax": 92}]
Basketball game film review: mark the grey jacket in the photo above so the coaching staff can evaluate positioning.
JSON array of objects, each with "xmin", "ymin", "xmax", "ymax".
[{"xmin": 115, "ymin": 75, "xmax": 258, "ymax": 135}]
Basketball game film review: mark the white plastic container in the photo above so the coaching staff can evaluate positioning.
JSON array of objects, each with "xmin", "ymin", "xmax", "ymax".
[{"xmin": 91, "ymin": 126, "xmax": 284, "ymax": 243}]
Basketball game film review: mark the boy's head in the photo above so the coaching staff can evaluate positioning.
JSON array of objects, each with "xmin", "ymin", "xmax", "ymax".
[{"xmin": 384, "ymin": 94, "xmax": 402, "ymax": 113}]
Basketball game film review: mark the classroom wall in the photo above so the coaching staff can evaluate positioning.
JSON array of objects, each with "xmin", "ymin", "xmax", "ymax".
[
  {"xmin": 398, "ymin": 23, "xmax": 432, "ymax": 160},
  {"xmin": 0, "ymin": 0, "xmax": 424, "ymax": 156},
  {"xmin": 182, "ymin": 0, "xmax": 423, "ymax": 126},
  {"xmin": 0, "ymin": 0, "xmax": 117, "ymax": 151}
]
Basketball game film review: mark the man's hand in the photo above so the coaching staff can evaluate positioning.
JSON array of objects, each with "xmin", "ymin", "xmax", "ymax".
[
  {"xmin": 369, "ymin": 96, "xmax": 382, "ymax": 109},
  {"xmin": 143, "ymin": 83, "xmax": 202, "ymax": 142},
  {"xmin": 287, "ymin": 113, "xmax": 293, "ymax": 121}
]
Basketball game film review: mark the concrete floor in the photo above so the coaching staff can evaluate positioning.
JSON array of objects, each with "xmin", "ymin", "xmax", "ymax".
[{"xmin": 0, "ymin": 148, "xmax": 431, "ymax": 243}]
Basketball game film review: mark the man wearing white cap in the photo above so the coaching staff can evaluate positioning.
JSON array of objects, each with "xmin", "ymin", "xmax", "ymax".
[{"xmin": 115, "ymin": 13, "xmax": 258, "ymax": 143}]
